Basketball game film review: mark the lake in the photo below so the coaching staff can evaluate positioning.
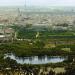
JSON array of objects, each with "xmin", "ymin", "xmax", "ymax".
[{"xmin": 4, "ymin": 53, "xmax": 67, "ymax": 64}]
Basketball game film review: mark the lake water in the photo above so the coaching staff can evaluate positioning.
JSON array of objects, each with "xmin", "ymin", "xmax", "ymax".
[{"xmin": 4, "ymin": 53, "xmax": 67, "ymax": 64}]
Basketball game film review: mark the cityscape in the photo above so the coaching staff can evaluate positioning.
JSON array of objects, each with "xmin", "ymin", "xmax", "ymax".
[{"xmin": 0, "ymin": 0, "xmax": 75, "ymax": 75}]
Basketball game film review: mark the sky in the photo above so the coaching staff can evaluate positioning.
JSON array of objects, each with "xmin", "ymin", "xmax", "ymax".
[{"xmin": 0, "ymin": 0, "xmax": 75, "ymax": 6}]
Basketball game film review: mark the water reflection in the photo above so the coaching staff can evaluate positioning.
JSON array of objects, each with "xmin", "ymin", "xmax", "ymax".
[{"xmin": 4, "ymin": 53, "xmax": 67, "ymax": 64}]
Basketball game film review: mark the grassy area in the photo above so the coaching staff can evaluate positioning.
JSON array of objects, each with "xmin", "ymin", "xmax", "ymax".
[
  {"xmin": 0, "ymin": 40, "xmax": 75, "ymax": 57},
  {"xmin": 10, "ymin": 24, "xmax": 75, "ymax": 39}
]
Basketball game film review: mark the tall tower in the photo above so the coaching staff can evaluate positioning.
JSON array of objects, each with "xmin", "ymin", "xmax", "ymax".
[
  {"xmin": 17, "ymin": 8, "xmax": 21, "ymax": 17},
  {"xmin": 25, "ymin": 0, "xmax": 26, "ymax": 9},
  {"xmin": 15, "ymin": 8, "xmax": 22, "ymax": 22}
]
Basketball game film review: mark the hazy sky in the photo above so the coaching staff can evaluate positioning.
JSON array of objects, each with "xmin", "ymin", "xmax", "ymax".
[{"xmin": 0, "ymin": 0, "xmax": 75, "ymax": 6}]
